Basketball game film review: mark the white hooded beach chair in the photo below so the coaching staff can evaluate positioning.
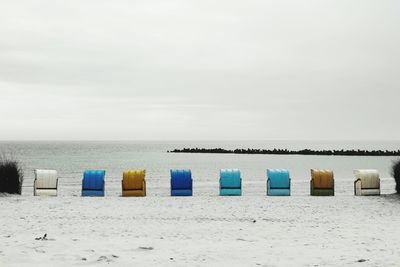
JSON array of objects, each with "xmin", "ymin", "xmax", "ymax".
[
  {"xmin": 34, "ymin": 169, "xmax": 58, "ymax": 196},
  {"xmin": 354, "ymin": 169, "xmax": 380, "ymax": 196}
]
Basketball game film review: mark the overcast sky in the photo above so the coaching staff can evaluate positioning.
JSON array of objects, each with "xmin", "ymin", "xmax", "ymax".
[{"xmin": 0, "ymin": 0, "xmax": 399, "ymax": 140}]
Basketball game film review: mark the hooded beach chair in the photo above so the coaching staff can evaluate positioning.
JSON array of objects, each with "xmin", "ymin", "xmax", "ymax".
[
  {"xmin": 122, "ymin": 170, "xmax": 146, "ymax": 197},
  {"xmin": 34, "ymin": 169, "xmax": 58, "ymax": 196},
  {"xmin": 82, "ymin": 170, "xmax": 105, "ymax": 196},
  {"xmin": 267, "ymin": 169, "xmax": 291, "ymax": 196},
  {"xmin": 170, "ymin": 169, "xmax": 193, "ymax": 196},
  {"xmin": 354, "ymin": 169, "xmax": 380, "ymax": 196},
  {"xmin": 310, "ymin": 169, "xmax": 334, "ymax": 196},
  {"xmin": 219, "ymin": 169, "xmax": 242, "ymax": 196}
]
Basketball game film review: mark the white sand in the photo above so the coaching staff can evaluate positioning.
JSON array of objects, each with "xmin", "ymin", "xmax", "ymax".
[{"xmin": 1, "ymin": 191, "xmax": 400, "ymax": 266}]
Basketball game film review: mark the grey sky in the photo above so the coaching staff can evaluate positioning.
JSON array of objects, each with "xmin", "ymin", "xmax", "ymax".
[{"xmin": 0, "ymin": 0, "xmax": 399, "ymax": 140}]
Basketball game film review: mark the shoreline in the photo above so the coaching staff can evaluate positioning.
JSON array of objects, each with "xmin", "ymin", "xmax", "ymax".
[{"xmin": 169, "ymin": 148, "xmax": 400, "ymax": 156}]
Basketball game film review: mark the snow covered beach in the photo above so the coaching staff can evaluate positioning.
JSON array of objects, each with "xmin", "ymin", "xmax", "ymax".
[
  {"xmin": 1, "ymin": 189, "xmax": 400, "ymax": 266},
  {"xmin": 1, "ymin": 0, "xmax": 400, "ymax": 264},
  {"xmin": 1, "ymin": 141, "xmax": 400, "ymax": 266}
]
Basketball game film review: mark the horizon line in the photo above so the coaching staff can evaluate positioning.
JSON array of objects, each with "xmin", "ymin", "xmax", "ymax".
[{"xmin": 1, "ymin": 139, "xmax": 400, "ymax": 142}]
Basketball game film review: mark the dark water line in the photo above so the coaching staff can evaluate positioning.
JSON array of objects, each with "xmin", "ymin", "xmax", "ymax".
[{"xmin": 169, "ymin": 148, "xmax": 400, "ymax": 156}]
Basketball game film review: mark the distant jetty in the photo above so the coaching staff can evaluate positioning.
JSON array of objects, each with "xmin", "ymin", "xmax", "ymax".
[{"xmin": 168, "ymin": 148, "xmax": 400, "ymax": 156}]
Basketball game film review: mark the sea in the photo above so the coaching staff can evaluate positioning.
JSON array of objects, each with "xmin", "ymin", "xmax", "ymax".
[{"xmin": 0, "ymin": 140, "xmax": 398, "ymax": 196}]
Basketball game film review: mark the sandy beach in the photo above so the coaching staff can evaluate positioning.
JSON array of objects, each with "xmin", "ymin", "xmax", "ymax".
[{"xmin": 1, "ymin": 187, "xmax": 400, "ymax": 266}]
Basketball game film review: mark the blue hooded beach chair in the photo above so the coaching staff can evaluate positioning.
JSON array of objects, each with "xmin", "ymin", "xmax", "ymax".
[
  {"xmin": 219, "ymin": 169, "xmax": 242, "ymax": 196},
  {"xmin": 170, "ymin": 169, "xmax": 193, "ymax": 196},
  {"xmin": 82, "ymin": 170, "xmax": 105, "ymax": 196},
  {"xmin": 267, "ymin": 169, "xmax": 291, "ymax": 196}
]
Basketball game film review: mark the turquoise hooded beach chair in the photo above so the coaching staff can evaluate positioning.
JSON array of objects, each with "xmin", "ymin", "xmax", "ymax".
[
  {"xmin": 267, "ymin": 169, "xmax": 291, "ymax": 196},
  {"xmin": 219, "ymin": 169, "xmax": 242, "ymax": 196}
]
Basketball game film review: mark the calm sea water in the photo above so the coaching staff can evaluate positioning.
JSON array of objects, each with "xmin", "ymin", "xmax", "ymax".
[{"xmin": 0, "ymin": 141, "xmax": 398, "ymax": 196}]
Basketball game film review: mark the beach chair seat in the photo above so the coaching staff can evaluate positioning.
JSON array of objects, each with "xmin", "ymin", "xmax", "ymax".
[
  {"xmin": 122, "ymin": 170, "xmax": 146, "ymax": 197},
  {"xmin": 267, "ymin": 169, "xmax": 290, "ymax": 196},
  {"xmin": 34, "ymin": 169, "xmax": 58, "ymax": 196},
  {"xmin": 171, "ymin": 169, "xmax": 193, "ymax": 196},
  {"xmin": 310, "ymin": 169, "xmax": 334, "ymax": 196},
  {"xmin": 354, "ymin": 169, "xmax": 380, "ymax": 196},
  {"xmin": 219, "ymin": 169, "xmax": 242, "ymax": 196},
  {"xmin": 82, "ymin": 170, "xmax": 105, "ymax": 197}
]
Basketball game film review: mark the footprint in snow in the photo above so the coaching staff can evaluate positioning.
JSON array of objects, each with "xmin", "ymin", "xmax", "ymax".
[
  {"xmin": 138, "ymin": 246, "xmax": 154, "ymax": 251},
  {"xmin": 97, "ymin": 256, "xmax": 113, "ymax": 263}
]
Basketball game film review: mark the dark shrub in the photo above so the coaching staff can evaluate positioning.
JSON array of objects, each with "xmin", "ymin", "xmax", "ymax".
[
  {"xmin": 393, "ymin": 159, "xmax": 400, "ymax": 194},
  {"xmin": 0, "ymin": 157, "xmax": 23, "ymax": 194}
]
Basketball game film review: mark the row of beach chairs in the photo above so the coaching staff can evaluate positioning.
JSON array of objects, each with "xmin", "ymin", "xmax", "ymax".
[{"xmin": 32, "ymin": 169, "xmax": 381, "ymax": 197}]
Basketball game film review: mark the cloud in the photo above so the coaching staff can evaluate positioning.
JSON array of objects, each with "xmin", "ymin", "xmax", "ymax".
[{"xmin": 0, "ymin": 0, "xmax": 399, "ymax": 140}]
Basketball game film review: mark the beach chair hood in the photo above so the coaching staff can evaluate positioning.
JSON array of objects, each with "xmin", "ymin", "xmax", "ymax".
[
  {"xmin": 123, "ymin": 170, "xmax": 146, "ymax": 190},
  {"xmin": 354, "ymin": 169, "xmax": 380, "ymax": 189},
  {"xmin": 82, "ymin": 170, "xmax": 105, "ymax": 190},
  {"xmin": 171, "ymin": 169, "xmax": 192, "ymax": 190},
  {"xmin": 220, "ymin": 169, "xmax": 241, "ymax": 188},
  {"xmin": 311, "ymin": 169, "xmax": 334, "ymax": 189},
  {"xmin": 34, "ymin": 169, "xmax": 58, "ymax": 189},
  {"xmin": 267, "ymin": 169, "xmax": 290, "ymax": 189}
]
